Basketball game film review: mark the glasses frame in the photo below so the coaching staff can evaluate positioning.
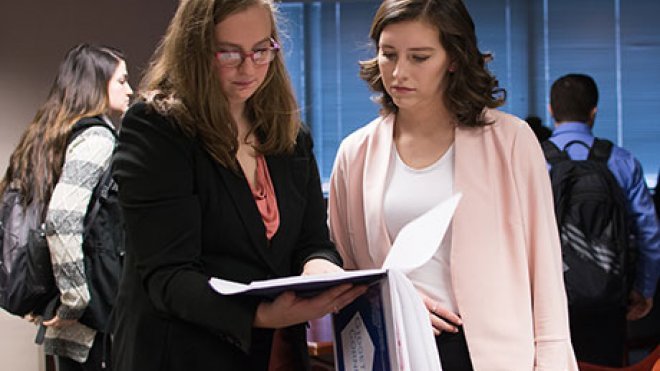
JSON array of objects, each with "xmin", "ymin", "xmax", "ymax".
[{"xmin": 214, "ymin": 38, "xmax": 280, "ymax": 68}]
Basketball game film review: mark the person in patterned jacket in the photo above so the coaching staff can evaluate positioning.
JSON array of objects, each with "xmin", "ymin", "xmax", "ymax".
[{"xmin": 0, "ymin": 43, "xmax": 133, "ymax": 371}]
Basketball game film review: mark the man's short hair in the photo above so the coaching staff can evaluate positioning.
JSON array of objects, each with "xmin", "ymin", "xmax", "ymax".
[{"xmin": 550, "ymin": 73, "xmax": 599, "ymax": 123}]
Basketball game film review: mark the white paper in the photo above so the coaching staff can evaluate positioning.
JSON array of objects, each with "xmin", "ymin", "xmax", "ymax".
[
  {"xmin": 382, "ymin": 193, "xmax": 462, "ymax": 272},
  {"xmin": 209, "ymin": 268, "xmax": 386, "ymax": 296},
  {"xmin": 388, "ymin": 270, "xmax": 443, "ymax": 371},
  {"xmin": 379, "ymin": 194, "xmax": 461, "ymax": 371}
]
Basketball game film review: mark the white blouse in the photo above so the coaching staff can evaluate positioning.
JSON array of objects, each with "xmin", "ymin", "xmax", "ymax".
[{"xmin": 383, "ymin": 143, "xmax": 458, "ymax": 314}]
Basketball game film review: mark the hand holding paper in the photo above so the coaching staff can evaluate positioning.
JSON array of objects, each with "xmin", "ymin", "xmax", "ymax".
[
  {"xmin": 209, "ymin": 193, "xmax": 461, "ymax": 297},
  {"xmin": 209, "ymin": 193, "xmax": 462, "ymax": 371},
  {"xmin": 253, "ymin": 283, "xmax": 368, "ymax": 329}
]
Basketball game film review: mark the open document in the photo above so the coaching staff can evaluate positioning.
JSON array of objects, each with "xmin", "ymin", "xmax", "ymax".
[
  {"xmin": 332, "ymin": 193, "xmax": 460, "ymax": 371},
  {"xmin": 209, "ymin": 268, "xmax": 386, "ymax": 299},
  {"xmin": 209, "ymin": 193, "xmax": 461, "ymax": 371}
]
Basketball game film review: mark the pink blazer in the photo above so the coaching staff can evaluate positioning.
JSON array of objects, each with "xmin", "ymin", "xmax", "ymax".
[{"xmin": 328, "ymin": 110, "xmax": 578, "ymax": 370}]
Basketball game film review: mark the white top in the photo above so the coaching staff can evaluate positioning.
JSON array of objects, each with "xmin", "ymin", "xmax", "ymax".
[{"xmin": 383, "ymin": 143, "xmax": 458, "ymax": 313}]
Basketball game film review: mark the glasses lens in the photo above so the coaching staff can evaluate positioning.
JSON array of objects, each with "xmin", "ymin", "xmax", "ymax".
[
  {"xmin": 253, "ymin": 49, "xmax": 277, "ymax": 65},
  {"xmin": 217, "ymin": 51, "xmax": 241, "ymax": 67}
]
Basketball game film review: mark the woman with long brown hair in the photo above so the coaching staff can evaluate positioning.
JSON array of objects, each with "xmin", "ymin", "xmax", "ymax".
[
  {"xmin": 110, "ymin": 0, "xmax": 365, "ymax": 370},
  {"xmin": 0, "ymin": 43, "xmax": 132, "ymax": 371}
]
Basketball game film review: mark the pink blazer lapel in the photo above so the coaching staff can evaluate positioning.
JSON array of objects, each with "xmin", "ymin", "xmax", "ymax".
[
  {"xmin": 452, "ymin": 125, "xmax": 494, "ymax": 257},
  {"xmin": 363, "ymin": 115, "xmax": 395, "ymax": 266}
]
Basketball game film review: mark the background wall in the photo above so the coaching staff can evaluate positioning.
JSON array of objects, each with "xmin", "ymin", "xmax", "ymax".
[
  {"xmin": 0, "ymin": 0, "xmax": 177, "ymax": 172},
  {"xmin": 0, "ymin": 1, "xmax": 176, "ymax": 369},
  {"xmin": 278, "ymin": 0, "xmax": 660, "ymax": 186}
]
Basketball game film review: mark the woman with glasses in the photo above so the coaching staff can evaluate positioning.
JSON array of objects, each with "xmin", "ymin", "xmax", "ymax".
[{"xmin": 110, "ymin": 0, "xmax": 365, "ymax": 370}]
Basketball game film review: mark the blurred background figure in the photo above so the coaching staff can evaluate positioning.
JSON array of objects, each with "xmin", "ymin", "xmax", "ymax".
[
  {"xmin": 0, "ymin": 43, "xmax": 132, "ymax": 371},
  {"xmin": 545, "ymin": 73, "xmax": 659, "ymax": 367},
  {"xmin": 525, "ymin": 115, "xmax": 552, "ymax": 143}
]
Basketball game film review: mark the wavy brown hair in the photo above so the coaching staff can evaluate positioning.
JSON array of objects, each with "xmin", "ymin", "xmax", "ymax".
[
  {"xmin": 359, "ymin": 0, "xmax": 505, "ymax": 127},
  {"xmin": 139, "ymin": 0, "xmax": 300, "ymax": 170},
  {"xmin": 0, "ymin": 44, "xmax": 125, "ymax": 210}
]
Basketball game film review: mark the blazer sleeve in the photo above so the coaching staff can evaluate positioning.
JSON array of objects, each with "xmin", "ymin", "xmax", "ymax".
[
  {"xmin": 113, "ymin": 103, "xmax": 259, "ymax": 352},
  {"xmin": 510, "ymin": 124, "xmax": 577, "ymax": 370},
  {"xmin": 290, "ymin": 128, "xmax": 342, "ymax": 272}
]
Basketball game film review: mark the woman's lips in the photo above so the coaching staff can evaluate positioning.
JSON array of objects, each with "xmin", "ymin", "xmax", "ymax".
[{"xmin": 392, "ymin": 86, "xmax": 414, "ymax": 93}]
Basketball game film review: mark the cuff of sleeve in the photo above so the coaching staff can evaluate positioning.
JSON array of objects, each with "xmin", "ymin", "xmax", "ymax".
[
  {"xmin": 299, "ymin": 251, "xmax": 342, "ymax": 273},
  {"xmin": 56, "ymin": 304, "xmax": 85, "ymax": 320}
]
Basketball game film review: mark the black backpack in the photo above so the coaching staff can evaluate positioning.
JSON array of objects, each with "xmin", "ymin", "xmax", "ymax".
[
  {"xmin": 0, "ymin": 117, "xmax": 124, "ymax": 334},
  {"xmin": 542, "ymin": 138, "xmax": 630, "ymax": 310},
  {"xmin": 73, "ymin": 119, "xmax": 124, "ymax": 332},
  {"xmin": 0, "ymin": 190, "xmax": 57, "ymax": 316}
]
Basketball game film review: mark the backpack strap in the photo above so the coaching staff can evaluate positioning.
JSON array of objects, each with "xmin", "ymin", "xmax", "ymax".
[
  {"xmin": 83, "ymin": 167, "xmax": 114, "ymax": 238},
  {"xmin": 561, "ymin": 140, "xmax": 591, "ymax": 152},
  {"xmin": 541, "ymin": 140, "xmax": 568, "ymax": 166},
  {"xmin": 67, "ymin": 117, "xmax": 119, "ymax": 238},
  {"xmin": 68, "ymin": 116, "xmax": 118, "ymax": 145},
  {"xmin": 588, "ymin": 138, "xmax": 614, "ymax": 164}
]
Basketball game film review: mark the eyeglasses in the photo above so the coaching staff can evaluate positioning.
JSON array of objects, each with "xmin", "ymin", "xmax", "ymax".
[{"xmin": 215, "ymin": 39, "xmax": 280, "ymax": 68}]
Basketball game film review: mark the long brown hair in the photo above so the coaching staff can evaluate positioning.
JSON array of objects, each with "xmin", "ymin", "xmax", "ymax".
[
  {"xmin": 360, "ymin": 0, "xmax": 505, "ymax": 127},
  {"xmin": 140, "ymin": 0, "xmax": 300, "ymax": 170},
  {"xmin": 0, "ymin": 43, "xmax": 125, "ymax": 208}
]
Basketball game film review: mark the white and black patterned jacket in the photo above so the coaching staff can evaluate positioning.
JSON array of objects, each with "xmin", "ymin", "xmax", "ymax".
[{"xmin": 44, "ymin": 116, "xmax": 116, "ymax": 363}]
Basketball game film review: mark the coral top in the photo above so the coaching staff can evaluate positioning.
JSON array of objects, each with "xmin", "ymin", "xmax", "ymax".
[{"xmin": 248, "ymin": 155, "xmax": 280, "ymax": 240}]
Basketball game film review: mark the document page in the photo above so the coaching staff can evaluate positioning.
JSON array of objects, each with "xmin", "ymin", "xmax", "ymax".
[{"xmin": 209, "ymin": 268, "xmax": 386, "ymax": 299}]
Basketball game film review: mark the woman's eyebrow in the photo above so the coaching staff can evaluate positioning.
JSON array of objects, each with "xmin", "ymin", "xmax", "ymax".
[
  {"xmin": 216, "ymin": 37, "xmax": 271, "ymax": 49},
  {"xmin": 379, "ymin": 44, "xmax": 435, "ymax": 52}
]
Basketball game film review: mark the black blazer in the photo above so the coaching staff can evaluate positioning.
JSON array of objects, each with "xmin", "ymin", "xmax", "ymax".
[{"xmin": 111, "ymin": 103, "xmax": 341, "ymax": 371}]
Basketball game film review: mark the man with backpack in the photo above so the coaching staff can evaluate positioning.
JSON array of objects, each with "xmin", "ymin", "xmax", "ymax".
[{"xmin": 544, "ymin": 73, "xmax": 660, "ymax": 366}]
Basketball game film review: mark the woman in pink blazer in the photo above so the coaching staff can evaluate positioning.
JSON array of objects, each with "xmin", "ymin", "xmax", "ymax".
[{"xmin": 327, "ymin": 0, "xmax": 578, "ymax": 369}]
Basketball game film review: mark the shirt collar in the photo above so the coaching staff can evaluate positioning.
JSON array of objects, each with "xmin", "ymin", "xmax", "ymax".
[{"xmin": 551, "ymin": 121, "xmax": 592, "ymax": 136}]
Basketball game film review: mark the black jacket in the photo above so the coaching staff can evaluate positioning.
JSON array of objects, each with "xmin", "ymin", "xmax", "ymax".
[{"xmin": 111, "ymin": 102, "xmax": 341, "ymax": 371}]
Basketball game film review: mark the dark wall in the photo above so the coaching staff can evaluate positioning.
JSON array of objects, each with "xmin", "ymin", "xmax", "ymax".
[{"xmin": 0, "ymin": 0, "xmax": 178, "ymax": 171}]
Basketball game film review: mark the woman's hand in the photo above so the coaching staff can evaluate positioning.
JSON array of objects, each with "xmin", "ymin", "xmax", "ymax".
[
  {"xmin": 627, "ymin": 290, "xmax": 653, "ymax": 320},
  {"xmin": 42, "ymin": 315, "xmax": 77, "ymax": 329},
  {"xmin": 302, "ymin": 258, "xmax": 343, "ymax": 276},
  {"xmin": 253, "ymin": 283, "xmax": 367, "ymax": 328},
  {"xmin": 24, "ymin": 313, "xmax": 40, "ymax": 325},
  {"xmin": 420, "ymin": 293, "xmax": 462, "ymax": 336}
]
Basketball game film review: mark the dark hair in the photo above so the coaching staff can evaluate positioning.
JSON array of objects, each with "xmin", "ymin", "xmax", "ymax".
[
  {"xmin": 550, "ymin": 73, "xmax": 598, "ymax": 123},
  {"xmin": 525, "ymin": 115, "xmax": 542, "ymax": 127},
  {"xmin": 524, "ymin": 115, "xmax": 552, "ymax": 142},
  {"xmin": 0, "ymin": 43, "xmax": 125, "ymax": 208},
  {"xmin": 359, "ymin": 0, "xmax": 505, "ymax": 127},
  {"xmin": 140, "ymin": 0, "xmax": 300, "ymax": 171}
]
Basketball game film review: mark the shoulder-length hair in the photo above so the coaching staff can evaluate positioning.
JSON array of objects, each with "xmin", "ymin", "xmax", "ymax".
[
  {"xmin": 359, "ymin": 0, "xmax": 505, "ymax": 127},
  {"xmin": 0, "ymin": 43, "xmax": 125, "ymax": 208},
  {"xmin": 140, "ymin": 0, "xmax": 300, "ymax": 170}
]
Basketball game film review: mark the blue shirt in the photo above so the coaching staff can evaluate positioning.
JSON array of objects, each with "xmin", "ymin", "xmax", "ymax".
[{"xmin": 549, "ymin": 122, "xmax": 660, "ymax": 298}]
